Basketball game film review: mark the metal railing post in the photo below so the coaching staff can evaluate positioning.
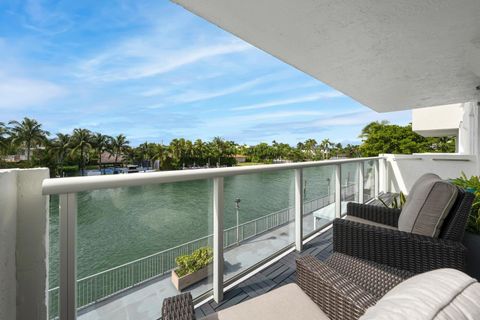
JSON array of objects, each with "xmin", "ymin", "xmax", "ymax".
[
  {"xmin": 59, "ymin": 193, "xmax": 77, "ymax": 320},
  {"xmin": 374, "ymin": 160, "xmax": 380, "ymax": 197},
  {"xmin": 335, "ymin": 164, "xmax": 342, "ymax": 218},
  {"xmin": 380, "ymin": 157, "xmax": 388, "ymax": 193},
  {"xmin": 213, "ymin": 177, "xmax": 224, "ymax": 303},
  {"xmin": 295, "ymin": 168, "xmax": 304, "ymax": 252},
  {"xmin": 358, "ymin": 161, "xmax": 364, "ymax": 203}
]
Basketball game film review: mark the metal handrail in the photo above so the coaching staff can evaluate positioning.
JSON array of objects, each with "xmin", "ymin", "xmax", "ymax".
[
  {"xmin": 48, "ymin": 195, "xmax": 338, "ymax": 291},
  {"xmin": 42, "ymin": 157, "xmax": 381, "ymax": 195},
  {"xmin": 47, "ymin": 157, "xmax": 380, "ymax": 319},
  {"xmin": 47, "ymin": 191, "xmax": 351, "ymax": 317}
]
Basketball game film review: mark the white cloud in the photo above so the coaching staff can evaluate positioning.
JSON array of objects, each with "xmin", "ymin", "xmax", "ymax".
[
  {"xmin": 77, "ymin": 40, "xmax": 253, "ymax": 82},
  {"xmin": 167, "ymin": 76, "xmax": 272, "ymax": 104},
  {"xmin": 231, "ymin": 91, "xmax": 344, "ymax": 111},
  {"xmin": 0, "ymin": 77, "xmax": 65, "ymax": 109},
  {"xmin": 22, "ymin": 0, "xmax": 73, "ymax": 35},
  {"xmin": 213, "ymin": 110, "xmax": 326, "ymax": 125}
]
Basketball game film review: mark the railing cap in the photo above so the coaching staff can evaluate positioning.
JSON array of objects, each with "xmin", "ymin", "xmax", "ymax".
[{"xmin": 42, "ymin": 157, "xmax": 382, "ymax": 195}]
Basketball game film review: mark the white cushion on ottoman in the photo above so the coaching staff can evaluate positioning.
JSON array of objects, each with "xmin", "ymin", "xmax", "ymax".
[
  {"xmin": 360, "ymin": 268, "xmax": 480, "ymax": 320},
  {"xmin": 202, "ymin": 283, "xmax": 329, "ymax": 320}
]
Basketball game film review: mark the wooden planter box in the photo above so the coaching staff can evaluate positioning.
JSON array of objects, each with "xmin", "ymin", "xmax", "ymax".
[
  {"xmin": 464, "ymin": 232, "xmax": 480, "ymax": 281},
  {"xmin": 171, "ymin": 266, "xmax": 209, "ymax": 291}
]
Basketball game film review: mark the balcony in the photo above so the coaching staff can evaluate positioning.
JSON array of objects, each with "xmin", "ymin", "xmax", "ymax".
[
  {"xmin": 2, "ymin": 1, "xmax": 480, "ymax": 319},
  {"xmin": 43, "ymin": 157, "xmax": 380, "ymax": 319},
  {"xmin": 1, "ymin": 151, "xmax": 474, "ymax": 319}
]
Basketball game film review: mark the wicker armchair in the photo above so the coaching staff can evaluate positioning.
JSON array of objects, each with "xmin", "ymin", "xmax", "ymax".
[{"xmin": 333, "ymin": 189, "xmax": 474, "ymax": 274}]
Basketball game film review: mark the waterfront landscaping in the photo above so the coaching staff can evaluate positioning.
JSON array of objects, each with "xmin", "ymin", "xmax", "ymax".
[{"xmin": 0, "ymin": 118, "xmax": 455, "ymax": 177}]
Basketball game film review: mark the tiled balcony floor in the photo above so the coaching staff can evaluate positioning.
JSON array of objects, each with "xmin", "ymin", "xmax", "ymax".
[
  {"xmin": 195, "ymin": 193, "xmax": 396, "ymax": 318},
  {"xmin": 195, "ymin": 228, "xmax": 333, "ymax": 318}
]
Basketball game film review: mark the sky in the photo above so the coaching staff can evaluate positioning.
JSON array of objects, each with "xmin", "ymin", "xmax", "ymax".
[{"xmin": 0, "ymin": 0, "xmax": 411, "ymax": 146}]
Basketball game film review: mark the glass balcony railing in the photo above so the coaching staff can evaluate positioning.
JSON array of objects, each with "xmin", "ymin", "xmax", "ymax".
[{"xmin": 44, "ymin": 157, "xmax": 382, "ymax": 320}]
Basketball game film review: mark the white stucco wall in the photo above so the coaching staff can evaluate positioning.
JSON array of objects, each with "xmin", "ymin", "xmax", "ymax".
[
  {"xmin": 16, "ymin": 169, "xmax": 49, "ymax": 320},
  {"xmin": 412, "ymin": 101, "xmax": 479, "ymax": 156},
  {"xmin": 0, "ymin": 170, "xmax": 18, "ymax": 320},
  {"xmin": 0, "ymin": 168, "xmax": 49, "ymax": 320},
  {"xmin": 412, "ymin": 103, "xmax": 463, "ymax": 137},
  {"xmin": 382, "ymin": 154, "xmax": 478, "ymax": 194}
]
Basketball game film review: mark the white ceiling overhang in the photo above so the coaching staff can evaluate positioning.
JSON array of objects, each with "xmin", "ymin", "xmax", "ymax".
[{"xmin": 172, "ymin": 0, "xmax": 480, "ymax": 112}]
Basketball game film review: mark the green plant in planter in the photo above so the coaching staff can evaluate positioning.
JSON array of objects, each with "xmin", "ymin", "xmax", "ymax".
[
  {"xmin": 175, "ymin": 247, "xmax": 213, "ymax": 277},
  {"xmin": 378, "ymin": 192, "xmax": 407, "ymax": 209},
  {"xmin": 451, "ymin": 173, "xmax": 480, "ymax": 234}
]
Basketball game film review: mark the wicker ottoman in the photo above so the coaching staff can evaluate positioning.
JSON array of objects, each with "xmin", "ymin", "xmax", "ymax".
[{"xmin": 296, "ymin": 252, "xmax": 413, "ymax": 320}]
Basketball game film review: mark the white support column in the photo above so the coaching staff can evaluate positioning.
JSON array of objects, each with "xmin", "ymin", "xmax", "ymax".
[
  {"xmin": 59, "ymin": 193, "xmax": 77, "ymax": 320},
  {"xmin": 213, "ymin": 177, "xmax": 224, "ymax": 303},
  {"xmin": 294, "ymin": 169, "xmax": 303, "ymax": 252},
  {"xmin": 374, "ymin": 160, "xmax": 380, "ymax": 197},
  {"xmin": 335, "ymin": 164, "xmax": 342, "ymax": 218},
  {"xmin": 358, "ymin": 162, "xmax": 364, "ymax": 203},
  {"xmin": 382, "ymin": 158, "xmax": 389, "ymax": 193}
]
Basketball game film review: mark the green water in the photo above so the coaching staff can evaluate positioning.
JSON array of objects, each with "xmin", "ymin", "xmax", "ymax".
[{"xmin": 49, "ymin": 163, "xmax": 366, "ymax": 288}]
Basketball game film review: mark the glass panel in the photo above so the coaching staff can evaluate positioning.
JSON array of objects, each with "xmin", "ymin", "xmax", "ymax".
[
  {"xmin": 302, "ymin": 165, "xmax": 336, "ymax": 236},
  {"xmin": 73, "ymin": 181, "xmax": 213, "ymax": 319},
  {"xmin": 223, "ymin": 170, "xmax": 295, "ymax": 282},
  {"xmin": 363, "ymin": 160, "xmax": 375, "ymax": 202},
  {"xmin": 48, "ymin": 195, "xmax": 60, "ymax": 319},
  {"xmin": 341, "ymin": 163, "xmax": 359, "ymax": 215}
]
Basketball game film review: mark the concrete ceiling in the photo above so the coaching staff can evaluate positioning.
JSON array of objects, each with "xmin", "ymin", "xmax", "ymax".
[{"xmin": 172, "ymin": 0, "xmax": 480, "ymax": 112}]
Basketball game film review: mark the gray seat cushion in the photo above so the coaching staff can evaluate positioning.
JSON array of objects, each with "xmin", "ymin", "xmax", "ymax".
[
  {"xmin": 201, "ymin": 283, "xmax": 330, "ymax": 320},
  {"xmin": 360, "ymin": 268, "xmax": 480, "ymax": 320},
  {"xmin": 345, "ymin": 215, "xmax": 397, "ymax": 231},
  {"xmin": 398, "ymin": 173, "xmax": 458, "ymax": 237}
]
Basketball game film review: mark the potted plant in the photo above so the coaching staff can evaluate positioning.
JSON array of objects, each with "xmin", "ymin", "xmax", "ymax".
[
  {"xmin": 171, "ymin": 247, "xmax": 213, "ymax": 291},
  {"xmin": 378, "ymin": 192, "xmax": 407, "ymax": 209},
  {"xmin": 452, "ymin": 173, "xmax": 480, "ymax": 280}
]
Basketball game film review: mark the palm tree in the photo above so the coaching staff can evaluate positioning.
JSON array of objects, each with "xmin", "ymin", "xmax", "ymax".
[
  {"xmin": 49, "ymin": 133, "xmax": 71, "ymax": 177},
  {"xmin": 8, "ymin": 117, "xmax": 50, "ymax": 162},
  {"xmin": 91, "ymin": 133, "xmax": 111, "ymax": 174},
  {"xmin": 0, "ymin": 122, "xmax": 9, "ymax": 154},
  {"xmin": 320, "ymin": 139, "xmax": 334, "ymax": 159},
  {"xmin": 138, "ymin": 141, "xmax": 149, "ymax": 166},
  {"xmin": 111, "ymin": 134, "xmax": 129, "ymax": 165},
  {"xmin": 193, "ymin": 139, "xmax": 206, "ymax": 165},
  {"xmin": 211, "ymin": 137, "xmax": 226, "ymax": 166},
  {"xmin": 169, "ymin": 138, "xmax": 184, "ymax": 166},
  {"xmin": 304, "ymin": 139, "xmax": 318, "ymax": 160},
  {"xmin": 152, "ymin": 144, "xmax": 167, "ymax": 170},
  {"xmin": 70, "ymin": 129, "xmax": 92, "ymax": 176}
]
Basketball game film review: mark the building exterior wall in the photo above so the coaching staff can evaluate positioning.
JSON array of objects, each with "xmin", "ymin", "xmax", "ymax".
[
  {"xmin": 16, "ymin": 169, "xmax": 49, "ymax": 320},
  {"xmin": 412, "ymin": 101, "xmax": 479, "ymax": 156},
  {"xmin": 0, "ymin": 168, "xmax": 49, "ymax": 320},
  {"xmin": 382, "ymin": 154, "xmax": 477, "ymax": 194},
  {"xmin": 0, "ymin": 170, "xmax": 18, "ymax": 320},
  {"xmin": 412, "ymin": 103, "xmax": 463, "ymax": 137}
]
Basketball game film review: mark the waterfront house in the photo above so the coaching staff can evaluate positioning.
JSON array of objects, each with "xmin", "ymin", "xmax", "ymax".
[{"xmin": 1, "ymin": 1, "xmax": 480, "ymax": 319}]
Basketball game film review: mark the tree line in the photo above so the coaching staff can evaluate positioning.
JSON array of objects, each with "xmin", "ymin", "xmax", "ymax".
[{"xmin": 0, "ymin": 118, "xmax": 455, "ymax": 177}]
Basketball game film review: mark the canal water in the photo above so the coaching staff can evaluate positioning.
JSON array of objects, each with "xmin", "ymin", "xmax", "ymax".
[{"xmin": 49, "ymin": 163, "xmax": 365, "ymax": 288}]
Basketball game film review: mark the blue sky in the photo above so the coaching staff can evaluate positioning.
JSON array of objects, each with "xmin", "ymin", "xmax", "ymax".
[{"xmin": 0, "ymin": 0, "xmax": 411, "ymax": 146}]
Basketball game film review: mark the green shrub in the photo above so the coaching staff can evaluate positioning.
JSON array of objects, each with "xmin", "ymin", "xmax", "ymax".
[
  {"xmin": 379, "ymin": 192, "xmax": 407, "ymax": 209},
  {"xmin": 451, "ymin": 173, "xmax": 480, "ymax": 234},
  {"xmin": 175, "ymin": 247, "xmax": 213, "ymax": 277}
]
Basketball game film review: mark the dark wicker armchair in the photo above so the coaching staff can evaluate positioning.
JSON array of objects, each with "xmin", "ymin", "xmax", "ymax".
[{"xmin": 333, "ymin": 188, "xmax": 475, "ymax": 274}]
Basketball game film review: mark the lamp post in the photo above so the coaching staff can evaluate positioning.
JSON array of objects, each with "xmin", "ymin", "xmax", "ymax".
[{"xmin": 235, "ymin": 198, "xmax": 241, "ymax": 244}]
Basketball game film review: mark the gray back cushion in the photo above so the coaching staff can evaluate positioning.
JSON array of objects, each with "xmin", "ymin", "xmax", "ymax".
[
  {"xmin": 360, "ymin": 268, "xmax": 480, "ymax": 320},
  {"xmin": 398, "ymin": 173, "xmax": 458, "ymax": 237}
]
